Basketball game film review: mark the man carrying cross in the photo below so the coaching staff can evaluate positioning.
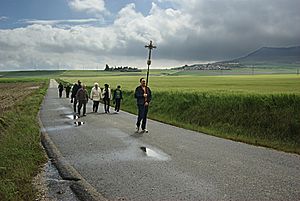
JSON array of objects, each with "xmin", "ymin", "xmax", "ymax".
[
  {"xmin": 134, "ymin": 41, "xmax": 156, "ymax": 133},
  {"xmin": 135, "ymin": 77, "xmax": 152, "ymax": 133}
]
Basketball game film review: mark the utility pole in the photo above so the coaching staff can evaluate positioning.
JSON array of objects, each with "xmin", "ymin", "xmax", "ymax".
[{"xmin": 145, "ymin": 40, "xmax": 156, "ymax": 87}]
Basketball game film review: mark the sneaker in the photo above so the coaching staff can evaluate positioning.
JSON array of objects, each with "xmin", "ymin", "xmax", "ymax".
[{"xmin": 141, "ymin": 129, "xmax": 148, "ymax": 133}]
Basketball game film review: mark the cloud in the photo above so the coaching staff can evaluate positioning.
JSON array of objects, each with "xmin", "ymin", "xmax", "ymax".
[
  {"xmin": 21, "ymin": 18, "xmax": 102, "ymax": 26},
  {"xmin": 0, "ymin": 1, "xmax": 300, "ymax": 71},
  {"xmin": 155, "ymin": 0, "xmax": 300, "ymax": 59},
  {"xmin": 68, "ymin": 0, "xmax": 107, "ymax": 14},
  {"xmin": 0, "ymin": 16, "xmax": 8, "ymax": 21}
]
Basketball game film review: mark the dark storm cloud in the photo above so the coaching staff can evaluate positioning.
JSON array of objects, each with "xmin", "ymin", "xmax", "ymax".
[{"xmin": 156, "ymin": 0, "xmax": 300, "ymax": 60}]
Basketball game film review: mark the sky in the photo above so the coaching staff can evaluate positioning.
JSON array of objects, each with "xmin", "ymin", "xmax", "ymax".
[{"xmin": 0, "ymin": 0, "xmax": 299, "ymax": 71}]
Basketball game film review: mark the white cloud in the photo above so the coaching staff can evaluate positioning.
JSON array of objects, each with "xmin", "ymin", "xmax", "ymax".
[
  {"xmin": 68, "ymin": 0, "xmax": 107, "ymax": 14},
  {"xmin": 21, "ymin": 18, "xmax": 102, "ymax": 25},
  {"xmin": 0, "ymin": 16, "xmax": 8, "ymax": 21},
  {"xmin": 0, "ymin": 1, "xmax": 299, "ymax": 71}
]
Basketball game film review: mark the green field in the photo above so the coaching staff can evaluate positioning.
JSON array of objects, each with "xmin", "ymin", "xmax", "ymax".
[{"xmin": 60, "ymin": 74, "xmax": 300, "ymax": 94}]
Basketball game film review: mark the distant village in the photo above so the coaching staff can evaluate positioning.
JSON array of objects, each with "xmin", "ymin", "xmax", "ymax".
[
  {"xmin": 104, "ymin": 64, "xmax": 142, "ymax": 72},
  {"xmin": 174, "ymin": 62, "xmax": 244, "ymax": 70}
]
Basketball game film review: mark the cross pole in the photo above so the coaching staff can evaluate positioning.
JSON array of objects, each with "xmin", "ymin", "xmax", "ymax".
[{"xmin": 145, "ymin": 40, "xmax": 156, "ymax": 87}]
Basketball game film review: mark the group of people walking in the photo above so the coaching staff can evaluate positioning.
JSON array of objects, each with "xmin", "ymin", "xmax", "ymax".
[
  {"xmin": 58, "ymin": 83, "xmax": 71, "ymax": 98},
  {"xmin": 57, "ymin": 77, "xmax": 151, "ymax": 133},
  {"xmin": 89, "ymin": 82, "xmax": 123, "ymax": 113},
  {"xmin": 59, "ymin": 80, "xmax": 123, "ymax": 116}
]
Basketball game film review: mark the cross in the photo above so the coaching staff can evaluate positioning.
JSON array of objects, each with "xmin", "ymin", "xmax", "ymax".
[{"xmin": 145, "ymin": 40, "xmax": 156, "ymax": 87}]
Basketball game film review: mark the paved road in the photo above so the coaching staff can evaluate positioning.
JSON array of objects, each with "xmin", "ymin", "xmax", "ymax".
[{"xmin": 40, "ymin": 79, "xmax": 300, "ymax": 201}]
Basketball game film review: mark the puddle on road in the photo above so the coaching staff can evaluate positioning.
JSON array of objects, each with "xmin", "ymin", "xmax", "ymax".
[
  {"xmin": 74, "ymin": 121, "xmax": 85, "ymax": 126},
  {"xmin": 65, "ymin": 114, "xmax": 79, "ymax": 120},
  {"xmin": 140, "ymin": 146, "xmax": 169, "ymax": 160},
  {"xmin": 50, "ymin": 107, "xmax": 69, "ymax": 111},
  {"xmin": 99, "ymin": 128, "xmax": 170, "ymax": 162}
]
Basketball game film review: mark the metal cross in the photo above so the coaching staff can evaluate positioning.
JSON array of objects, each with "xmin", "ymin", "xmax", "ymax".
[{"xmin": 145, "ymin": 40, "xmax": 156, "ymax": 87}]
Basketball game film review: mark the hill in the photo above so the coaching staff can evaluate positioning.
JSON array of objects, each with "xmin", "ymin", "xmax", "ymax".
[{"xmin": 233, "ymin": 46, "xmax": 300, "ymax": 64}]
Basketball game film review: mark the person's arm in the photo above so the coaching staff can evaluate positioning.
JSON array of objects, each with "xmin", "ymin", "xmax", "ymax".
[
  {"xmin": 71, "ymin": 85, "xmax": 76, "ymax": 99},
  {"xmin": 76, "ymin": 89, "xmax": 80, "ymax": 100},
  {"xmin": 109, "ymin": 88, "xmax": 112, "ymax": 99},
  {"xmin": 85, "ymin": 90, "xmax": 89, "ymax": 102},
  {"xmin": 100, "ymin": 89, "xmax": 104, "ymax": 99}
]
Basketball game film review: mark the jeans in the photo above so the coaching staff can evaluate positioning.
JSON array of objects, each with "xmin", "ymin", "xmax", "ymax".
[
  {"xmin": 136, "ymin": 105, "xmax": 148, "ymax": 130},
  {"xmin": 115, "ymin": 98, "xmax": 121, "ymax": 112},
  {"xmin": 73, "ymin": 98, "xmax": 78, "ymax": 113},
  {"xmin": 93, "ymin": 101, "xmax": 100, "ymax": 112},
  {"xmin": 77, "ymin": 100, "xmax": 87, "ymax": 115},
  {"xmin": 103, "ymin": 98, "xmax": 110, "ymax": 113}
]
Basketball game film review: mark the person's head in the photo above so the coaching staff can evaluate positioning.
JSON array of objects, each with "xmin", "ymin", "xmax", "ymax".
[
  {"xmin": 140, "ymin": 77, "xmax": 146, "ymax": 87},
  {"xmin": 104, "ymin": 84, "xmax": 109, "ymax": 88},
  {"xmin": 82, "ymin": 84, "xmax": 86, "ymax": 89},
  {"xmin": 117, "ymin": 85, "xmax": 121, "ymax": 89},
  {"xmin": 78, "ymin": 80, "xmax": 81, "ymax": 85},
  {"xmin": 94, "ymin": 82, "xmax": 99, "ymax": 88}
]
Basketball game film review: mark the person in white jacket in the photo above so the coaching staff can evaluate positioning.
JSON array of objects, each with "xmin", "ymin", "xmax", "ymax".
[
  {"xmin": 90, "ymin": 82, "xmax": 101, "ymax": 112},
  {"xmin": 102, "ymin": 83, "xmax": 111, "ymax": 113}
]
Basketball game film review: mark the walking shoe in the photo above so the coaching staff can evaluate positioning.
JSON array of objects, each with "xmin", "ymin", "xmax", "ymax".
[
  {"xmin": 135, "ymin": 127, "xmax": 139, "ymax": 133},
  {"xmin": 141, "ymin": 129, "xmax": 148, "ymax": 133}
]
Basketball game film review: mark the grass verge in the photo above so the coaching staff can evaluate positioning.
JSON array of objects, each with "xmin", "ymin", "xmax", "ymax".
[
  {"xmin": 0, "ymin": 80, "xmax": 48, "ymax": 201},
  {"xmin": 120, "ymin": 90, "xmax": 300, "ymax": 154}
]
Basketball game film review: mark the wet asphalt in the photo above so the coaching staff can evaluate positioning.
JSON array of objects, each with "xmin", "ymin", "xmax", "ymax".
[{"xmin": 39, "ymin": 79, "xmax": 300, "ymax": 201}]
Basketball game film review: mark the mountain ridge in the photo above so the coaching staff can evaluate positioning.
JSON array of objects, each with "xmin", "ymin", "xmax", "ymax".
[{"xmin": 231, "ymin": 45, "xmax": 300, "ymax": 64}]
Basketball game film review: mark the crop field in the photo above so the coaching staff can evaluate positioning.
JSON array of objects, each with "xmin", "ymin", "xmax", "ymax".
[
  {"xmin": 60, "ymin": 74, "xmax": 300, "ymax": 94},
  {"xmin": 0, "ymin": 82, "xmax": 42, "ymax": 115},
  {"xmin": 0, "ymin": 79, "xmax": 47, "ymax": 200}
]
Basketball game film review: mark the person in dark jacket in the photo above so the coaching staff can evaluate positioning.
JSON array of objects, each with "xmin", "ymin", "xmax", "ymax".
[
  {"xmin": 135, "ymin": 77, "xmax": 151, "ymax": 133},
  {"xmin": 65, "ymin": 84, "xmax": 71, "ymax": 98},
  {"xmin": 71, "ymin": 80, "xmax": 82, "ymax": 113},
  {"xmin": 76, "ymin": 84, "xmax": 88, "ymax": 116},
  {"xmin": 101, "ymin": 84, "xmax": 111, "ymax": 113},
  {"xmin": 113, "ymin": 85, "xmax": 123, "ymax": 113},
  {"xmin": 58, "ymin": 83, "xmax": 64, "ymax": 98}
]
